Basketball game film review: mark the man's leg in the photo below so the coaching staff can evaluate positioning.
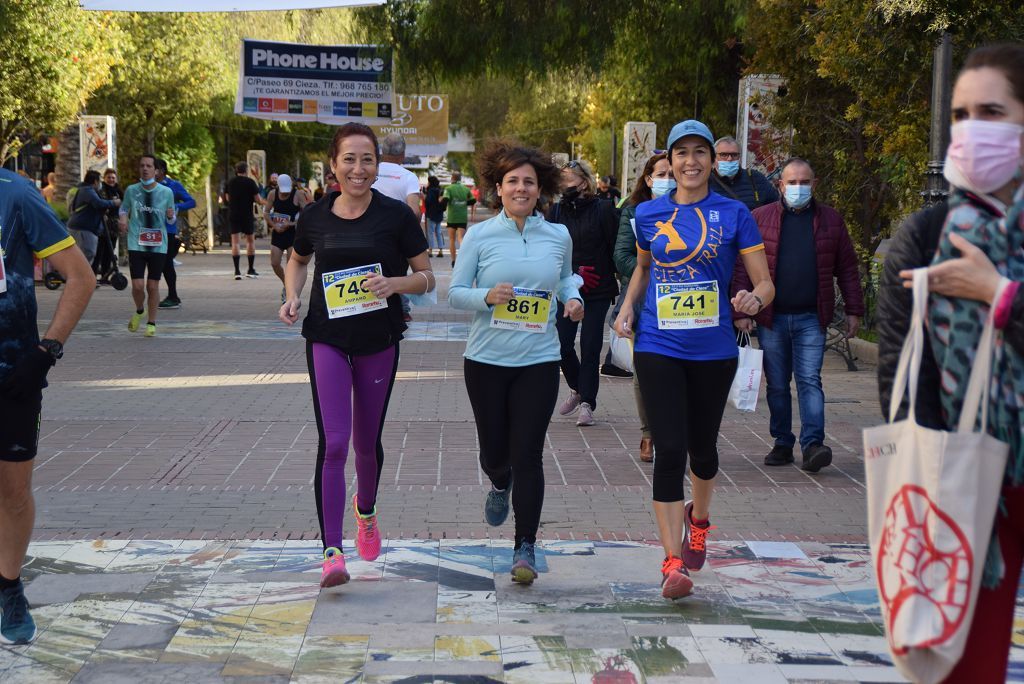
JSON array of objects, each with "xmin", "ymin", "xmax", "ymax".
[
  {"xmin": 791, "ymin": 313, "xmax": 827, "ymax": 450},
  {"xmin": 0, "ymin": 461, "xmax": 35, "ymax": 585},
  {"xmin": 162, "ymin": 234, "xmax": 180, "ymax": 303},
  {"xmin": 270, "ymin": 245, "xmax": 285, "ymax": 283},
  {"xmin": 757, "ymin": 315, "xmax": 796, "ymax": 450},
  {"xmin": 246, "ymin": 234, "xmax": 257, "ymax": 275},
  {"xmin": 146, "ymin": 278, "xmax": 161, "ymax": 325},
  {"xmin": 448, "ymin": 226, "xmax": 458, "ymax": 263},
  {"xmin": 230, "ymin": 232, "xmax": 241, "ymax": 276}
]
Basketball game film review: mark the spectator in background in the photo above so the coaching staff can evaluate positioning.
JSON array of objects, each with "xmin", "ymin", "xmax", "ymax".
[
  {"xmin": 260, "ymin": 173, "xmax": 279, "ymax": 200},
  {"xmin": 40, "ymin": 172, "xmax": 57, "ymax": 204},
  {"xmin": 95, "ymin": 168, "xmax": 124, "ymax": 283},
  {"xmin": 67, "ymin": 170, "xmax": 121, "ymax": 271},
  {"xmin": 710, "ymin": 136, "xmax": 778, "ymax": 211},
  {"xmin": 373, "ymin": 132, "xmax": 422, "ymax": 324},
  {"xmin": 596, "ymin": 176, "xmax": 621, "ymax": 203},
  {"xmin": 154, "ymin": 158, "xmax": 196, "ymax": 309},
  {"xmin": 424, "ymin": 176, "xmax": 446, "ymax": 258}
]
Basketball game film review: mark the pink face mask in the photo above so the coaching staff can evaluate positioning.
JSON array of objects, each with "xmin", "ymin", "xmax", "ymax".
[{"xmin": 944, "ymin": 119, "xmax": 1024, "ymax": 195}]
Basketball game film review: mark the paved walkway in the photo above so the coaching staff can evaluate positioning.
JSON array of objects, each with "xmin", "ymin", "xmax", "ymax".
[{"xmin": 9, "ymin": 239, "xmax": 948, "ymax": 682}]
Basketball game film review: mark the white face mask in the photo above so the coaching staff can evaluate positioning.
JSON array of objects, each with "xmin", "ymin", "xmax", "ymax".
[{"xmin": 651, "ymin": 178, "xmax": 676, "ymax": 198}]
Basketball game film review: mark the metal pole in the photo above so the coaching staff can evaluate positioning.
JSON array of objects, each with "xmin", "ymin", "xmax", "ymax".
[
  {"xmin": 923, "ymin": 31, "xmax": 953, "ymax": 207},
  {"xmin": 610, "ymin": 127, "xmax": 617, "ymax": 182}
]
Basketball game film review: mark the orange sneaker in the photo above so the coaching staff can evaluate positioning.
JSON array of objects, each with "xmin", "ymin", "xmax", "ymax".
[
  {"xmin": 682, "ymin": 501, "xmax": 716, "ymax": 571},
  {"xmin": 352, "ymin": 494, "xmax": 382, "ymax": 561},
  {"xmin": 660, "ymin": 555, "xmax": 693, "ymax": 599},
  {"xmin": 320, "ymin": 547, "xmax": 350, "ymax": 588}
]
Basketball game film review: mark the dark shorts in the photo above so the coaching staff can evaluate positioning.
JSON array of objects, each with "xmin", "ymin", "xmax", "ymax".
[
  {"xmin": 128, "ymin": 250, "xmax": 167, "ymax": 281},
  {"xmin": 230, "ymin": 217, "xmax": 255, "ymax": 235},
  {"xmin": 0, "ymin": 391, "xmax": 42, "ymax": 462},
  {"xmin": 271, "ymin": 228, "xmax": 295, "ymax": 251},
  {"xmin": 447, "ymin": 222, "xmax": 467, "ymax": 230}
]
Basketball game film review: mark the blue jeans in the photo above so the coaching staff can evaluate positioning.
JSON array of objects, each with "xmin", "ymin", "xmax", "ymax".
[
  {"xmin": 757, "ymin": 312, "xmax": 826, "ymax": 450},
  {"xmin": 427, "ymin": 219, "xmax": 445, "ymax": 251}
]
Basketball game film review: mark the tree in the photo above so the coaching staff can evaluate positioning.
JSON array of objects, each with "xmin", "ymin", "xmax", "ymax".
[{"xmin": 0, "ymin": 0, "xmax": 121, "ymax": 164}]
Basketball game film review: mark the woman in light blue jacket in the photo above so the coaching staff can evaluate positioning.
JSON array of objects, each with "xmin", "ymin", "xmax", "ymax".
[{"xmin": 450, "ymin": 140, "xmax": 584, "ymax": 584}]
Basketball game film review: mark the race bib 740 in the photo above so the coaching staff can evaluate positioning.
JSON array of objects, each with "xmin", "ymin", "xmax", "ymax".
[{"xmin": 322, "ymin": 263, "xmax": 386, "ymax": 319}]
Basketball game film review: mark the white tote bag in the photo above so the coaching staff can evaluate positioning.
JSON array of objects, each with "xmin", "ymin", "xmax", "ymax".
[
  {"xmin": 864, "ymin": 269, "xmax": 1009, "ymax": 684},
  {"xmin": 608, "ymin": 328, "xmax": 634, "ymax": 373},
  {"xmin": 729, "ymin": 331, "xmax": 762, "ymax": 412}
]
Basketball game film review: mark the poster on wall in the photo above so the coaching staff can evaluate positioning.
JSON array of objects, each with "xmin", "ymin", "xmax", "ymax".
[
  {"xmin": 736, "ymin": 75, "xmax": 790, "ymax": 177},
  {"xmin": 622, "ymin": 122, "xmax": 656, "ymax": 195},
  {"xmin": 246, "ymin": 150, "xmax": 267, "ymax": 191},
  {"xmin": 235, "ymin": 40, "xmax": 394, "ymax": 125},
  {"xmin": 372, "ymin": 94, "xmax": 449, "ymax": 158},
  {"xmin": 79, "ymin": 116, "xmax": 117, "ymax": 179}
]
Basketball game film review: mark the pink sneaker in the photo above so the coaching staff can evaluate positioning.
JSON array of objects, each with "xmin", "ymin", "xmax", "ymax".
[
  {"xmin": 558, "ymin": 390, "xmax": 581, "ymax": 416},
  {"xmin": 320, "ymin": 547, "xmax": 350, "ymax": 588},
  {"xmin": 352, "ymin": 494, "xmax": 382, "ymax": 561}
]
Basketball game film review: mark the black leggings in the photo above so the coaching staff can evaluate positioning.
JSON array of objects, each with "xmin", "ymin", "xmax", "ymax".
[
  {"xmin": 634, "ymin": 352, "xmax": 737, "ymax": 502},
  {"xmin": 163, "ymin": 234, "xmax": 181, "ymax": 299},
  {"xmin": 464, "ymin": 358, "xmax": 559, "ymax": 546}
]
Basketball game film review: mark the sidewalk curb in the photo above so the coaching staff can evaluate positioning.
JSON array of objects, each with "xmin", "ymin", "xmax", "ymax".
[{"xmin": 849, "ymin": 337, "xmax": 878, "ymax": 364}]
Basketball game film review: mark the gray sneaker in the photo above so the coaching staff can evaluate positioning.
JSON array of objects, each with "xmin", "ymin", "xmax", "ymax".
[
  {"xmin": 558, "ymin": 390, "xmax": 581, "ymax": 416},
  {"xmin": 511, "ymin": 541, "xmax": 538, "ymax": 584},
  {"xmin": 484, "ymin": 483, "xmax": 511, "ymax": 526},
  {"xmin": 576, "ymin": 402, "xmax": 595, "ymax": 426},
  {"xmin": 0, "ymin": 582, "xmax": 36, "ymax": 645}
]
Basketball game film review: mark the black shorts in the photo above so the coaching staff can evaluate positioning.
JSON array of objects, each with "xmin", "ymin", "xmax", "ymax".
[
  {"xmin": 447, "ymin": 222, "xmax": 467, "ymax": 230},
  {"xmin": 128, "ymin": 250, "xmax": 167, "ymax": 281},
  {"xmin": 0, "ymin": 391, "xmax": 42, "ymax": 462},
  {"xmin": 271, "ymin": 228, "xmax": 295, "ymax": 251},
  {"xmin": 231, "ymin": 217, "xmax": 255, "ymax": 235}
]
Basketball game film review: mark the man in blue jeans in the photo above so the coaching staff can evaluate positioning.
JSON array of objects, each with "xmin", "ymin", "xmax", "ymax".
[{"xmin": 732, "ymin": 158, "xmax": 864, "ymax": 472}]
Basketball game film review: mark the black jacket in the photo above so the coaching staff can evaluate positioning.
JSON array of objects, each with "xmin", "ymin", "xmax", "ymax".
[
  {"xmin": 67, "ymin": 184, "xmax": 117, "ymax": 235},
  {"xmin": 546, "ymin": 195, "xmax": 619, "ymax": 301},
  {"xmin": 710, "ymin": 168, "xmax": 778, "ymax": 212},
  {"xmin": 877, "ymin": 197, "xmax": 1024, "ymax": 427}
]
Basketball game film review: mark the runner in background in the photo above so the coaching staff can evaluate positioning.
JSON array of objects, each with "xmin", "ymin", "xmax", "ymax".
[
  {"xmin": 264, "ymin": 174, "xmax": 308, "ymax": 304},
  {"xmin": 154, "ymin": 158, "xmax": 196, "ymax": 310},
  {"xmin": 119, "ymin": 155, "xmax": 175, "ymax": 337},
  {"xmin": 225, "ymin": 162, "xmax": 264, "ymax": 280},
  {"xmin": 450, "ymin": 139, "xmax": 583, "ymax": 585},
  {"xmin": 280, "ymin": 123, "xmax": 433, "ymax": 589},
  {"xmin": 424, "ymin": 176, "xmax": 446, "ymax": 258},
  {"xmin": 615, "ymin": 120, "xmax": 774, "ymax": 600},
  {"xmin": 443, "ymin": 171, "xmax": 474, "ymax": 268}
]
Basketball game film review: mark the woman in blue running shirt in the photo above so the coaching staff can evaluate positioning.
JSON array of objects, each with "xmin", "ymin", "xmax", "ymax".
[
  {"xmin": 450, "ymin": 140, "xmax": 584, "ymax": 585},
  {"xmin": 615, "ymin": 120, "xmax": 774, "ymax": 600}
]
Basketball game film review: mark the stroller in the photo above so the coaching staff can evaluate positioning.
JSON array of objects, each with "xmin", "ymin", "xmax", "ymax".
[{"xmin": 44, "ymin": 227, "xmax": 127, "ymax": 291}]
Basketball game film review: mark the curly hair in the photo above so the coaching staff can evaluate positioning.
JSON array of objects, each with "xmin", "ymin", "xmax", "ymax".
[
  {"xmin": 475, "ymin": 139, "xmax": 561, "ymax": 209},
  {"xmin": 328, "ymin": 122, "xmax": 380, "ymax": 164}
]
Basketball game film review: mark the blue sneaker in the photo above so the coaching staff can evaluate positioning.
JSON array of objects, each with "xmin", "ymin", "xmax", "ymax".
[
  {"xmin": 511, "ymin": 542, "xmax": 538, "ymax": 585},
  {"xmin": 0, "ymin": 582, "xmax": 36, "ymax": 644},
  {"xmin": 484, "ymin": 482, "xmax": 511, "ymax": 527}
]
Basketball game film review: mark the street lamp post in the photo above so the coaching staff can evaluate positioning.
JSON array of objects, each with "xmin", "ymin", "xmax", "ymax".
[{"xmin": 922, "ymin": 31, "xmax": 953, "ymax": 207}]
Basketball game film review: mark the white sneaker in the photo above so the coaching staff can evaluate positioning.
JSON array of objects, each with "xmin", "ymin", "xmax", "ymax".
[
  {"xmin": 558, "ymin": 390, "xmax": 581, "ymax": 416},
  {"xmin": 576, "ymin": 402, "xmax": 595, "ymax": 426},
  {"xmin": 173, "ymin": 258, "xmax": 182, "ymax": 266}
]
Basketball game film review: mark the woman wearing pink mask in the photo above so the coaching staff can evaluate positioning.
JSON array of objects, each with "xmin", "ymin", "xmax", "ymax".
[{"xmin": 877, "ymin": 42, "xmax": 1024, "ymax": 682}]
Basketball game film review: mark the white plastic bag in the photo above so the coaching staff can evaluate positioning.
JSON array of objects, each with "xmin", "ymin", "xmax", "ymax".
[
  {"xmin": 608, "ymin": 328, "xmax": 634, "ymax": 373},
  {"xmin": 864, "ymin": 269, "xmax": 1008, "ymax": 684},
  {"xmin": 728, "ymin": 331, "xmax": 762, "ymax": 412}
]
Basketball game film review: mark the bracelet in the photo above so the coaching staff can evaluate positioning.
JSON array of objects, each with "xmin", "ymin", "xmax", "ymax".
[
  {"xmin": 752, "ymin": 294, "xmax": 764, "ymax": 313},
  {"xmin": 416, "ymin": 270, "xmax": 432, "ymax": 294},
  {"xmin": 994, "ymin": 279, "xmax": 1018, "ymax": 330}
]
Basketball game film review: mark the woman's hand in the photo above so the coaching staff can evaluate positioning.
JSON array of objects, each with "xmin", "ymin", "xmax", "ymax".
[
  {"xmin": 365, "ymin": 274, "xmax": 398, "ymax": 299},
  {"xmin": 485, "ymin": 282, "xmax": 514, "ymax": 306},
  {"xmin": 279, "ymin": 298, "xmax": 301, "ymax": 325},
  {"xmin": 731, "ymin": 289, "xmax": 762, "ymax": 316},
  {"xmin": 614, "ymin": 307, "xmax": 635, "ymax": 338},
  {"xmin": 900, "ymin": 232, "xmax": 1002, "ymax": 304},
  {"xmin": 564, "ymin": 299, "xmax": 584, "ymax": 322}
]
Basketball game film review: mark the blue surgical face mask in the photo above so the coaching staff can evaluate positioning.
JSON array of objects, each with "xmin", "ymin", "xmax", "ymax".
[
  {"xmin": 784, "ymin": 184, "xmax": 813, "ymax": 209},
  {"xmin": 717, "ymin": 160, "xmax": 740, "ymax": 178},
  {"xmin": 140, "ymin": 176, "xmax": 156, "ymax": 187},
  {"xmin": 651, "ymin": 178, "xmax": 676, "ymax": 198}
]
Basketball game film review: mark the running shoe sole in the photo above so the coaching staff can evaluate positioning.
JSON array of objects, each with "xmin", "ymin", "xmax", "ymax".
[
  {"xmin": 661, "ymin": 571, "xmax": 694, "ymax": 599},
  {"xmin": 511, "ymin": 562, "xmax": 538, "ymax": 585},
  {"xmin": 0, "ymin": 626, "xmax": 37, "ymax": 645},
  {"xmin": 320, "ymin": 566, "xmax": 350, "ymax": 588}
]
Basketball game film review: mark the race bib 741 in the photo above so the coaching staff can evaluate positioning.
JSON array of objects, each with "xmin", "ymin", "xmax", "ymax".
[{"xmin": 656, "ymin": 280, "xmax": 719, "ymax": 330}]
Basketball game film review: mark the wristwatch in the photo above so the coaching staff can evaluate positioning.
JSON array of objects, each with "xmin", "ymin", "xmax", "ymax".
[{"xmin": 38, "ymin": 338, "xmax": 64, "ymax": 363}]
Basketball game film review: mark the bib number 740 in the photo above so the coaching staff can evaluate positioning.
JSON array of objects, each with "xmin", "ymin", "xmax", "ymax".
[{"xmin": 322, "ymin": 263, "xmax": 386, "ymax": 319}]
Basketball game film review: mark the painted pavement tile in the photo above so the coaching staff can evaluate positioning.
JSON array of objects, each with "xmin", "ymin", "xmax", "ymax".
[
  {"xmin": 492, "ymin": 544, "xmax": 550, "ymax": 575},
  {"xmin": 21, "ymin": 626, "xmax": 99, "ymax": 675},
  {"xmin": 222, "ymin": 633, "xmax": 304, "ymax": 677},
  {"xmin": 436, "ymin": 590, "xmax": 498, "ymax": 624},
  {"xmin": 242, "ymin": 600, "xmax": 318, "ymax": 637},
  {"xmin": 58, "ymin": 539, "xmax": 131, "ymax": 570},
  {"xmin": 541, "ymin": 541, "xmax": 596, "ymax": 556},
  {"xmin": 104, "ymin": 540, "xmax": 186, "ymax": 572},
  {"xmin": 161, "ymin": 540, "xmax": 236, "ymax": 573},
  {"xmin": 567, "ymin": 648, "xmax": 645, "ymax": 684},
  {"xmin": 752, "ymin": 628, "xmax": 843, "ymax": 666},
  {"xmin": 159, "ymin": 615, "xmax": 247, "ymax": 664},
  {"xmin": 780, "ymin": 663, "xmax": 907, "ymax": 682},
  {"xmin": 255, "ymin": 581, "xmax": 321, "ymax": 609},
  {"xmin": 817, "ymin": 632, "xmax": 895, "ymax": 668},
  {"xmin": 293, "ymin": 634, "xmax": 368, "ymax": 683},
  {"xmin": 119, "ymin": 578, "xmax": 207, "ymax": 625},
  {"xmin": 496, "ymin": 578, "xmax": 613, "ymax": 615},
  {"xmin": 216, "ymin": 540, "xmax": 287, "ymax": 573},
  {"xmin": 18, "ymin": 597, "xmax": 134, "ymax": 674},
  {"xmin": 705, "ymin": 541, "xmax": 757, "ymax": 567},
  {"xmin": 24, "ymin": 541, "xmax": 77, "ymax": 562},
  {"xmin": 707, "ymin": 662, "xmax": 788, "ymax": 683},
  {"xmin": 434, "ymin": 635, "xmax": 502, "ymax": 661},
  {"xmin": 499, "ymin": 635, "xmax": 576, "ymax": 684},
  {"xmin": 276, "ymin": 541, "xmax": 327, "ymax": 573},
  {"xmin": 694, "ymin": 634, "xmax": 779, "ymax": 665},
  {"xmin": 17, "ymin": 601, "xmax": 70, "ymax": 632},
  {"xmin": 367, "ymin": 646, "xmax": 436, "ymax": 663},
  {"xmin": 746, "ymin": 541, "xmax": 808, "ymax": 560},
  {"xmin": 631, "ymin": 636, "xmax": 711, "ymax": 680},
  {"xmin": 383, "ymin": 540, "xmax": 440, "ymax": 582},
  {"xmin": 438, "ymin": 546, "xmax": 497, "ymax": 592},
  {"xmin": 0, "ymin": 658, "xmax": 76, "ymax": 684}
]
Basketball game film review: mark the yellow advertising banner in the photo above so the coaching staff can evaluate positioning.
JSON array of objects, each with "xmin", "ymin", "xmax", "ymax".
[{"xmin": 374, "ymin": 94, "xmax": 449, "ymax": 157}]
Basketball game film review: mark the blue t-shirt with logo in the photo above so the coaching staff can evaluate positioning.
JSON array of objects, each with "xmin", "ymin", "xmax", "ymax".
[
  {"xmin": 634, "ymin": 190, "xmax": 764, "ymax": 361},
  {"xmin": 0, "ymin": 169, "xmax": 76, "ymax": 382}
]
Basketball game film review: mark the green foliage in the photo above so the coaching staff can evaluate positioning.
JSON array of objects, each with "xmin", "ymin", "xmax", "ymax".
[
  {"xmin": 0, "ymin": 0, "xmax": 121, "ymax": 163},
  {"xmin": 159, "ymin": 122, "xmax": 216, "ymax": 196}
]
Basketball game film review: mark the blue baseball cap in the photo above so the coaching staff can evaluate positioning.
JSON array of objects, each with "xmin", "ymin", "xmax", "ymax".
[{"xmin": 666, "ymin": 120, "xmax": 715, "ymax": 153}]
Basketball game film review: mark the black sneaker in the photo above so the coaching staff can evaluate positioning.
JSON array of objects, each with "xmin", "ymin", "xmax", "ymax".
[
  {"xmin": 600, "ymin": 363, "xmax": 634, "ymax": 378},
  {"xmin": 801, "ymin": 443, "xmax": 833, "ymax": 473},
  {"xmin": 484, "ymin": 483, "xmax": 512, "ymax": 526},
  {"xmin": 234, "ymin": 273, "xmax": 242, "ymax": 281},
  {"xmin": 764, "ymin": 445, "xmax": 794, "ymax": 466},
  {"xmin": 158, "ymin": 297, "xmax": 180, "ymax": 309},
  {"xmin": 246, "ymin": 270, "xmax": 259, "ymax": 279}
]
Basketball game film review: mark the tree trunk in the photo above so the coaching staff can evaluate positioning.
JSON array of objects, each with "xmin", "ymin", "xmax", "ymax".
[{"xmin": 56, "ymin": 122, "xmax": 82, "ymax": 206}]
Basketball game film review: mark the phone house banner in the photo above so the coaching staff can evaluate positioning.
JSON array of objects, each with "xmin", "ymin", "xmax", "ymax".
[{"xmin": 235, "ymin": 40, "xmax": 394, "ymax": 125}]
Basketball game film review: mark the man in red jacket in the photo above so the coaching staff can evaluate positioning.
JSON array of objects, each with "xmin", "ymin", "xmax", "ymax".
[{"xmin": 733, "ymin": 158, "xmax": 864, "ymax": 473}]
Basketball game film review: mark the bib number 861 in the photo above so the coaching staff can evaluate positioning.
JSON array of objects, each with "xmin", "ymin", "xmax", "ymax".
[{"xmin": 507, "ymin": 298, "xmax": 542, "ymax": 316}]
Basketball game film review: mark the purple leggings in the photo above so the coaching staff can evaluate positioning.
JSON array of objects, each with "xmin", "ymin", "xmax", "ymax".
[{"xmin": 307, "ymin": 341, "xmax": 399, "ymax": 550}]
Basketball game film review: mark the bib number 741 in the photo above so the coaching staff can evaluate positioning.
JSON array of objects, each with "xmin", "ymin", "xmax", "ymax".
[{"xmin": 656, "ymin": 280, "xmax": 719, "ymax": 330}]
